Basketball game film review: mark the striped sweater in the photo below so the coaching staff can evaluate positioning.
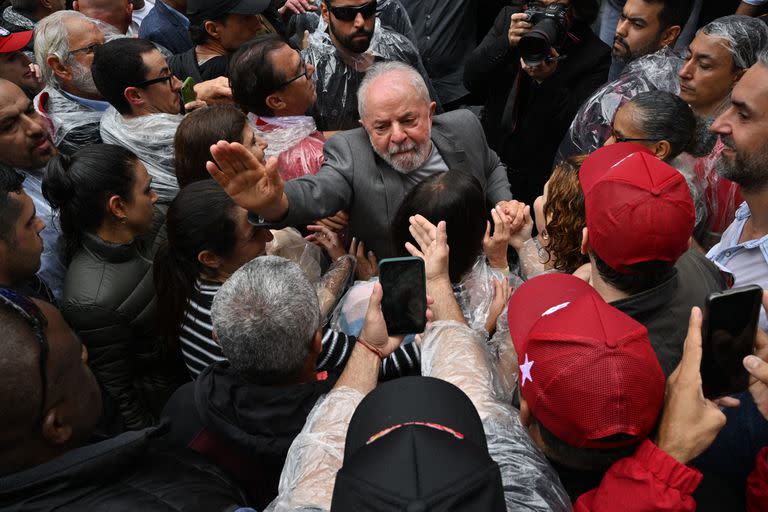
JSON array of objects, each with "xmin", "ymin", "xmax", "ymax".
[{"xmin": 179, "ymin": 279, "xmax": 420, "ymax": 379}]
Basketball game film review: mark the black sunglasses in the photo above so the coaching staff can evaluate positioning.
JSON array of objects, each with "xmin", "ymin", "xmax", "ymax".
[
  {"xmin": 327, "ymin": 0, "xmax": 377, "ymax": 21},
  {"xmin": 274, "ymin": 51, "xmax": 310, "ymax": 90},
  {"xmin": 609, "ymin": 126, "xmax": 661, "ymax": 144},
  {"xmin": 133, "ymin": 73, "xmax": 175, "ymax": 89},
  {"xmin": 0, "ymin": 287, "xmax": 49, "ymax": 421}
]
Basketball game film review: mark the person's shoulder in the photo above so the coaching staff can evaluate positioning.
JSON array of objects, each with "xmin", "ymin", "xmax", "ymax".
[{"xmin": 433, "ymin": 109, "xmax": 481, "ymax": 130}]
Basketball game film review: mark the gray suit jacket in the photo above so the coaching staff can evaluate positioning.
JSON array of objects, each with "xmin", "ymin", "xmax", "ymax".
[{"xmin": 281, "ymin": 109, "xmax": 512, "ymax": 259}]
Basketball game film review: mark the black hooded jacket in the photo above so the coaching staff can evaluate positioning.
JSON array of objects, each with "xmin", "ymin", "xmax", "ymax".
[
  {"xmin": 0, "ymin": 424, "xmax": 247, "ymax": 511},
  {"xmin": 162, "ymin": 361, "xmax": 336, "ymax": 509}
]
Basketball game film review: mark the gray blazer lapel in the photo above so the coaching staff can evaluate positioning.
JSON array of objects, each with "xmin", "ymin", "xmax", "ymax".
[{"xmin": 432, "ymin": 125, "xmax": 467, "ymax": 171}]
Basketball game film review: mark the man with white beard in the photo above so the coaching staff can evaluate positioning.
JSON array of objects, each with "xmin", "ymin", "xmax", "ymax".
[
  {"xmin": 204, "ymin": 61, "xmax": 514, "ymax": 260},
  {"xmin": 32, "ymin": 11, "xmax": 107, "ymax": 155}
]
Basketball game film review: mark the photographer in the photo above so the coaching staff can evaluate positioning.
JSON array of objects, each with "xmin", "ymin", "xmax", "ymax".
[{"xmin": 464, "ymin": 0, "xmax": 610, "ymax": 206}]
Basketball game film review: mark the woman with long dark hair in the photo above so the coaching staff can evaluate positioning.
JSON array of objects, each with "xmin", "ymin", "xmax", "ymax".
[{"xmin": 43, "ymin": 143, "xmax": 181, "ymax": 430}]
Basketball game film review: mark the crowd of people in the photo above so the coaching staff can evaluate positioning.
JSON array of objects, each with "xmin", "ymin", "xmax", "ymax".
[{"xmin": 1, "ymin": 0, "xmax": 768, "ymax": 510}]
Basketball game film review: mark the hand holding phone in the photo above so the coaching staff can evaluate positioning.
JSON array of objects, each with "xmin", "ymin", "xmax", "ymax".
[
  {"xmin": 378, "ymin": 256, "xmax": 427, "ymax": 335},
  {"xmin": 180, "ymin": 76, "xmax": 197, "ymax": 106},
  {"xmin": 701, "ymin": 284, "xmax": 763, "ymax": 399}
]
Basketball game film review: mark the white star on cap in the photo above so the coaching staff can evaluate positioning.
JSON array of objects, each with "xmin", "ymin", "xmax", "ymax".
[{"xmin": 520, "ymin": 353, "xmax": 534, "ymax": 387}]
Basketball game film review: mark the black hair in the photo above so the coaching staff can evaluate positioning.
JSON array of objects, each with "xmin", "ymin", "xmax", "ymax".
[
  {"xmin": 392, "ymin": 171, "xmax": 487, "ymax": 283},
  {"xmin": 189, "ymin": 13, "xmax": 229, "ymax": 45},
  {"xmin": 571, "ymin": 0, "xmax": 599, "ymax": 25},
  {"xmin": 0, "ymin": 168, "xmax": 25, "ymax": 243},
  {"xmin": 647, "ymin": 0, "xmax": 693, "ymax": 30},
  {"xmin": 535, "ymin": 418, "xmax": 640, "ymax": 472},
  {"xmin": 42, "ymin": 144, "xmax": 138, "ymax": 262},
  {"xmin": 174, "ymin": 105, "xmax": 248, "ymax": 188},
  {"xmin": 592, "ymin": 251, "xmax": 675, "ymax": 296},
  {"xmin": 91, "ymin": 38, "xmax": 158, "ymax": 115},
  {"xmin": 153, "ymin": 180, "xmax": 240, "ymax": 343},
  {"xmin": 626, "ymin": 90, "xmax": 696, "ymax": 160},
  {"xmin": 230, "ymin": 34, "xmax": 291, "ymax": 117}
]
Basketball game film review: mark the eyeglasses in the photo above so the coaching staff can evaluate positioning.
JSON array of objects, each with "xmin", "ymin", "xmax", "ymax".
[
  {"xmin": 274, "ymin": 52, "xmax": 310, "ymax": 90},
  {"xmin": 0, "ymin": 287, "xmax": 49, "ymax": 421},
  {"xmin": 68, "ymin": 42, "xmax": 102, "ymax": 56},
  {"xmin": 133, "ymin": 73, "xmax": 175, "ymax": 89},
  {"xmin": 609, "ymin": 126, "xmax": 662, "ymax": 144},
  {"xmin": 327, "ymin": 0, "xmax": 377, "ymax": 21}
]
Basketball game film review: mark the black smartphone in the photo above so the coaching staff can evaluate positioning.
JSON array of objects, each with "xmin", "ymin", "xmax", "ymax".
[
  {"xmin": 378, "ymin": 256, "xmax": 427, "ymax": 336},
  {"xmin": 701, "ymin": 284, "xmax": 763, "ymax": 399}
]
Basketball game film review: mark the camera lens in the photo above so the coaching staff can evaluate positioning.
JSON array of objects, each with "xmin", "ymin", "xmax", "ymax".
[{"xmin": 519, "ymin": 30, "xmax": 551, "ymax": 66}]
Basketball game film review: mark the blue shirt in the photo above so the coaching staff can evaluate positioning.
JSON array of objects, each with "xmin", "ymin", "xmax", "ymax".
[
  {"xmin": 707, "ymin": 201, "xmax": 768, "ymax": 331},
  {"xmin": 22, "ymin": 168, "xmax": 66, "ymax": 301},
  {"xmin": 138, "ymin": 0, "xmax": 193, "ymax": 55}
]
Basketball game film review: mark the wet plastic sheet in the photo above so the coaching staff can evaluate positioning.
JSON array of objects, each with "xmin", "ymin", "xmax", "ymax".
[
  {"xmin": 34, "ymin": 87, "xmax": 103, "ymax": 156},
  {"xmin": 250, "ymin": 114, "xmax": 326, "ymax": 180},
  {"xmin": 99, "ymin": 107, "xmax": 180, "ymax": 204}
]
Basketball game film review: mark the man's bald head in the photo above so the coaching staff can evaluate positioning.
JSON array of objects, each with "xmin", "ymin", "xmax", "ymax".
[
  {"xmin": 357, "ymin": 61, "xmax": 430, "ymax": 120},
  {"xmin": 74, "ymin": 0, "xmax": 132, "ymax": 34}
]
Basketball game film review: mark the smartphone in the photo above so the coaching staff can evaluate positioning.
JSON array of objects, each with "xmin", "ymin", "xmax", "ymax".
[
  {"xmin": 378, "ymin": 256, "xmax": 427, "ymax": 336},
  {"xmin": 701, "ymin": 284, "xmax": 763, "ymax": 399},
  {"xmin": 180, "ymin": 76, "xmax": 197, "ymax": 105}
]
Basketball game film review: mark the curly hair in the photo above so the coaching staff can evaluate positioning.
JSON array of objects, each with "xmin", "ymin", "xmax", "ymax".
[{"xmin": 542, "ymin": 155, "xmax": 589, "ymax": 274}]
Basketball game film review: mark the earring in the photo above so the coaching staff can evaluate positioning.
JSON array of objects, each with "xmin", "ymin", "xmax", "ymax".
[{"xmin": 540, "ymin": 230, "xmax": 549, "ymax": 241}]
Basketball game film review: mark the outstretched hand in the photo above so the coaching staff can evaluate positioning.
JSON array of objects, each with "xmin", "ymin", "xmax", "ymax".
[
  {"xmin": 206, "ymin": 141, "xmax": 287, "ymax": 219},
  {"xmin": 656, "ymin": 307, "xmax": 727, "ymax": 464},
  {"xmin": 404, "ymin": 215, "xmax": 449, "ymax": 283}
]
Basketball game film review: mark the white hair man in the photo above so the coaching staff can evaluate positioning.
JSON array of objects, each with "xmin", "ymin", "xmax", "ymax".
[
  {"xmin": 204, "ymin": 61, "xmax": 516, "ymax": 261},
  {"xmin": 33, "ymin": 10, "xmax": 107, "ymax": 156}
]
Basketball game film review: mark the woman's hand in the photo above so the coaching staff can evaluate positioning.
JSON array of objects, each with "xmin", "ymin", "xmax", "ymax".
[
  {"xmin": 509, "ymin": 205, "xmax": 534, "ymax": 251},
  {"xmin": 349, "ymin": 237, "xmax": 378, "ymax": 280},
  {"xmin": 484, "ymin": 206, "xmax": 511, "ymax": 269},
  {"xmin": 306, "ymin": 224, "xmax": 345, "ymax": 260},
  {"xmin": 485, "ymin": 277, "xmax": 512, "ymax": 335}
]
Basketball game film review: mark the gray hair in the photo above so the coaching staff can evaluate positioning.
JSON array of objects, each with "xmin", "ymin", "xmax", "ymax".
[
  {"xmin": 701, "ymin": 15, "xmax": 768, "ymax": 70},
  {"xmin": 357, "ymin": 61, "xmax": 430, "ymax": 120},
  {"xmin": 33, "ymin": 10, "xmax": 95, "ymax": 88},
  {"xmin": 211, "ymin": 256, "xmax": 321, "ymax": 385},
  {"xmin": 760, "ymin": 49, "xmax": 768, "ymax": 68},
  {"xmin": 625, "ymin": 90, "xmax": 695, "ymax": 160}
]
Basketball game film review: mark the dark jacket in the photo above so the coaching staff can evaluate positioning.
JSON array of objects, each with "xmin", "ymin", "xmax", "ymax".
[
  {"xmin": 611, "ymin": 249, "xmax": 726, "ymax": 376},
  {"xmin": 464, "ymin": 6, "xmax": 610, "ymax": 205},
  {"xmin": 61, "ymin": 207, "xmax": 185, "ymax": 431},
  {"xmin": 168, "ymin": 48, "xmax": 229, "ymax": 82},
  {"xmin": 138, "ymin": 0, "xmax": 193, "ymax": 55},
  {"xmin": 162, "ymin": 362, "xmax": 335, "ymax": 509},
  {"xmin": 0, "ymin": 425, "xmax": 247, "ymax": 511}
]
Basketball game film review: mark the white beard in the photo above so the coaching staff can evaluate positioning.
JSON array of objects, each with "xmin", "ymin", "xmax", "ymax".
[{"xmin": 369, "ymin": 135, "xmax": 432, "ymax": 174}]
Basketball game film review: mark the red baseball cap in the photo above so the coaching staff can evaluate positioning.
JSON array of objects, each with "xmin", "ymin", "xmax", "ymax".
[
  {"xmin": 580, "ymin": 142, "xmax": 695, "ymax": 272},
  {"xmin": 508, "ymin": 273, "xmax": 665, "ymax": 449},
  {"xmin": 0, "ymin": 29, "xmax": 32, "ymax": 54}
]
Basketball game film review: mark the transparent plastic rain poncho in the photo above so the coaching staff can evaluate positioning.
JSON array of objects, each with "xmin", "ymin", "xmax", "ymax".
[
  {"xmin": 699, "ymin": 15, "xmax": 768, "ymax": 70},
  {"xmin": 264, "ymin": 320, "xmax": 571, "ymax": 512},
  {"xmin": 555, "ymin": 47, "xmax": 684, "ymax": 162},
  {"xmin": 331, "ymin": 257, "xmax": 522, "ymax": 337},
  {"xmin": 34, "ymin": 87, "xmax": 104, "ymax": 156},
  {"xmin": 288, "ymin": 0, "xmax": 417, "ymax": 47},
  {"xmin": 302, "ymin": 17, "xmax": 437, "ymax": 131},
  {"xmin": 265, "ymin": 227, "xmax": 325, "ymax": 283},
  {"xmin": 248, "ymin": 114, "xmax": 326, "ymax": 181},
  {"xmin": 99, "ymin": 107, "xmax": 180, "ymax": 204}
]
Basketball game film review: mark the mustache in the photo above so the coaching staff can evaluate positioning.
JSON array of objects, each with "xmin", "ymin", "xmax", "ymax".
[
  {"xmin": 613, "ymin": 35, "xmax": 629, "ymax": 50},
  {"xmin": 388, "ymin": 141, "xmax": 418, "ymax": 156},
  {"xmin": 720, "ymin": 135, "xmax": 736, "ymax": 150}
]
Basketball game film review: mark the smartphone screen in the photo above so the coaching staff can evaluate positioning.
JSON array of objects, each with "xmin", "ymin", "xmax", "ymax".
[
  {"xmin": 378, "ymin": 257, "xmax": 427, "ymax": 336},
  {"xmin": 701, "ymin": 284, "xmax": 763, "ymax": 399}
]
